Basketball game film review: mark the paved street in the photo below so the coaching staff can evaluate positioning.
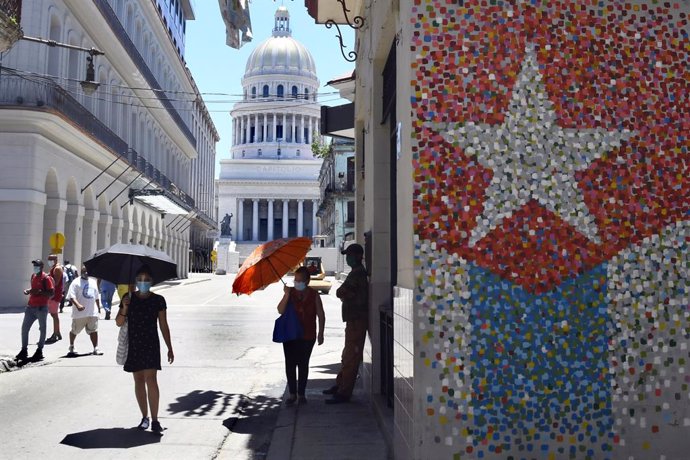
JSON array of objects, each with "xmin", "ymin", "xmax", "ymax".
[{"xmin": 0, "ymin": 274, "xmax": 350, "ymax": 460}]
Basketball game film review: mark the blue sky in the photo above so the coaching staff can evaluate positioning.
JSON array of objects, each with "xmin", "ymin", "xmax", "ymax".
[{"xmin": 184, "ymin": 0, "xmax": 355, "ymax": 178}]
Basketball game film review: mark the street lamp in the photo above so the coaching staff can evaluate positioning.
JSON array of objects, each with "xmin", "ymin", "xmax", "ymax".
[
  {"xmin": 277, "ymin": 137, "xmax": 283, "ymax": 156},
  {"xmin": 21, "ymin": 36, "xmax": 104, "ymax": 95}
]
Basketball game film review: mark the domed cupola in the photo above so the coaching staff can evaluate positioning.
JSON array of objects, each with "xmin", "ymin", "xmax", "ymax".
[{"xmin": 243, "ymin": 7, "xmax": 318, "ymax": 80}]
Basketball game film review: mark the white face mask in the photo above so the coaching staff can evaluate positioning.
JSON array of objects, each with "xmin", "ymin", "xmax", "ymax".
[{"xmin": 294, "ymin": 281, "xmax": 307, "ymax": 291}]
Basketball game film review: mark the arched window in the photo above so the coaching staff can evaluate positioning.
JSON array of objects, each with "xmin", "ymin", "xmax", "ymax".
[
  {"xmin": 251, "ymin": 87, "xmax": 257, "ymax": 99},
  {"xmin": 277, "ymin": 85, "xmax": 284, "ymax": 98},
  {"xmin": 304, "ymin": 88, "xmax": 309, "ymax": 100},
  {"xmin": 262, "ymin": 85, "xmax": 269, "ymax": 97},
  {"xmin": 291, "ymin": 85, "xmax": 298, "ymax": 98},
  {"xmin": 47, "ymin": 15, "xmax": 61, "ymax": 79}
]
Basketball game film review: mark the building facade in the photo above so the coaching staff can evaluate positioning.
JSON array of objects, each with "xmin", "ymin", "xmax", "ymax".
[
  {"xmin": 217, "ymin": 7, "xmax": 321, "ymax": 246},
  {"xmin": 309, "ymin": 0, "xmax": 690, "ymax": 459},
  {"xmin": 316, "ymin": 138, "xmax": 354, "ymax": 271},
  {"xmin": 0, "ymin": 0, "xmax": 217, "ymax": 307}
]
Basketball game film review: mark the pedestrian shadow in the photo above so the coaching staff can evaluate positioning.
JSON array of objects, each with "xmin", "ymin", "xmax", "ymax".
[
  {"xmin": 60, "ymin": 352, "xmax": 96, "ymax": 358},
  {"xmin": 60, "ymin": 428, "xmax": 162, "ymax": 449},
  {"xmin": 310, "ymin": 362, "xmax": 341, "ymax": 375},
  {"xmin": 168, "ymin": 389, "xmax": 239, "ymax": 417}
]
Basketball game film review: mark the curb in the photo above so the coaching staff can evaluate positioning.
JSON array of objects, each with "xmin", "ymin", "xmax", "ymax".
[{"xmin": 265, "ymin": 388, "xmax": 297, "ymax": 460}]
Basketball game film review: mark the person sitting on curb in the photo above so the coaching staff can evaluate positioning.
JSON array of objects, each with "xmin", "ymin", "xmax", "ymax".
[
  {"xmin": 66, "ymin": 265, "xmax": 102, "ymax": 356},
  {"xmin": 16, "ymin": 259, "xmax": 54, "ymax": 362}
]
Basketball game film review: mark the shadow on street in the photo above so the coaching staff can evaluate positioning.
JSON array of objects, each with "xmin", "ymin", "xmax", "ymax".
[{"xmin": 60, "ymin": 428, "xmax": 162, "ymax": 449}]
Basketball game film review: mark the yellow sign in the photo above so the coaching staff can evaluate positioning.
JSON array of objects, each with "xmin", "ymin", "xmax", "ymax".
[
  {"xmin": 211, "ymin": 250, "xmax": 217, "ymax": 256},
  {"xmin": 49, "ymin": 232, "xmax": 65, "ymax": 250},
  {"xmin": 210, "ymin": 254, "xmax": 217, "ymax": 262}
]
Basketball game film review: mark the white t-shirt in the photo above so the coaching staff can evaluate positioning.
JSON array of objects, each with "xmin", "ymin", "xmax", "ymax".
[{"xmin": 68, "ymin": 277, "xmax": 99, "ymax": 318}]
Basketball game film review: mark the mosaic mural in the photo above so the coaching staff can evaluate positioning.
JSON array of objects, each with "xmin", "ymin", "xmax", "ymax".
[{"xmin": 410, "ymin": 1, "xmax": 690, "ymax": 458}]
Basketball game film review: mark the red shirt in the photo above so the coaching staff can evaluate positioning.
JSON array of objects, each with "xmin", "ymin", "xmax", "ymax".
[
  {"xmin": 290, "ymin": 288, "xmax": 318, "ymax": 341},
  {"xmin": 28, "ymin": 272, "xmax": 54, "ymax": 307}
]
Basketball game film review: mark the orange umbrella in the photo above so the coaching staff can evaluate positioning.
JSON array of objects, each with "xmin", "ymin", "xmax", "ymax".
[{"xmin": 232, "ymin": 237, "xmax": 313, "ymax": 295}]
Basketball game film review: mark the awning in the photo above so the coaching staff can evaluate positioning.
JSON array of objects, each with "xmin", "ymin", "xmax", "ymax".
[
  {"xmin": 305, "ymin": 0, "xmax": 364, "ymax": 25},
  {"xmin": 320, "ymin": 103, "xmax": 354, "ymax": 140},
  {"xmin": 130, "ymin": 189, "xmax": 191, "ymax": 215}
]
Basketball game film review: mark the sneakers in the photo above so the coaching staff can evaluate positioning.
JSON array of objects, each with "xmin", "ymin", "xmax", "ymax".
[
  {"xmin": 285, "ymin": 394, "xmax": 297, "ymax": 406},
  {"xmin": 137, "ymin": 417, "xmax": 150, "ymax": 430},
  {"xmin": 67, "ymin": 345, "xmax": 77, "ymax": 357},
  {"xmin": 151, "ymin": 420, "xmax": 163, "ymax": 433},
  {"xmin": 105, "ymin": 311, "xmax": 111, "ymax": 320},
  {"xmin": 15, "ymin": 348, "xmax": 28, "ymax": 361},
  {"xmin": 45, "ymin": 335, "xmax": 61, "ymax": 344},
  {"xmin": 30, "ymin": 348, "xmax": 44, "ymax": 362},
  {"xmin": 92, "ymin": 347, "xmax": 103, "ymax": 356},
  {"xmin": 322, "ymin": 385, "xmax": 339, "ymax": 395}
]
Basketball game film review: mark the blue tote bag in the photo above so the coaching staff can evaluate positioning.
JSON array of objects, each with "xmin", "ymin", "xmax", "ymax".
[{"xmin": 272, "ymin": 300, "xmax": 304, "ymax": 343}]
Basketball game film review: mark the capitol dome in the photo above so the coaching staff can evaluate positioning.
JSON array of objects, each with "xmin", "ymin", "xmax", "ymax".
[{"xmin": 244, "ymin": 7, "xmax": 317, "ymax": 80}]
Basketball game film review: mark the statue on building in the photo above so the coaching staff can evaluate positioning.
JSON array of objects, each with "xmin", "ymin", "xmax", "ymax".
[{"xmin": 220, "ymin": 213, "xmax": 233, "ymax": 238}]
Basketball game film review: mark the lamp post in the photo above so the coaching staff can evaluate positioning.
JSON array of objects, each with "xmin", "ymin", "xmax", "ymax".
[{"xmin": 277, "ymin": 137, "xmax": 283, "ymax": 157}]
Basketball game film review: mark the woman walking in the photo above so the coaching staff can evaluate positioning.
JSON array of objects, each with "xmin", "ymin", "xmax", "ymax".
[
  {"xmin": 115, "ymin": 265, "xmax": 174, "ymax": 433},
  {"xmin": 276, "ymin": 266, "xmax": 325, "ymax": 405}
]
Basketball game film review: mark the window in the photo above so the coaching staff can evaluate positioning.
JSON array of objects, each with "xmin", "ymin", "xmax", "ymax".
[
  {"xmin": 263, "ymin": 85, "xmax": 269, "ymax": 97},
  {"xmin": 292, "ymin": 85, "xmax": 298, "ymax": 98},
  {"xmin": 304, "ymin": 88, "xmax": 309, "ymax": 100},
  {"xmin": 277, "ymin": 85, "xmax": 284, "ymax": 98},
  {"xmin": 258, "ymin": 148, "xmax": 262, "ymax": 156},
  {"xmin": 251, "ymin": 87, "xmax": 257, "ymax": 99},
  {"xmin": 296, "ymin": 149, "xmax": 300, "ymax": 156},
  {"xmin": 346, "ymin": 201, "xmax": 355, "ymax": 223}
]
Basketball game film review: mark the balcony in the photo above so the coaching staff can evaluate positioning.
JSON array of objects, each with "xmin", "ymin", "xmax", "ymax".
[
  {"xmin": 0, "ymin": 0, "xmax": 22, "ymax": 53},
  {"xmin": 94, "ymin": 0, "xmax": 196, "ymax": 148},
  {"xmin": 0, "ymin": 72, "xmax": 194, "ymax": 209}
]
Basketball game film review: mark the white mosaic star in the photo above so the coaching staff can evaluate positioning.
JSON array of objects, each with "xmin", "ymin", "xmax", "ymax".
[{"xmin": 437, "ymin": 44, "xmax": 633, "ymax": 247}]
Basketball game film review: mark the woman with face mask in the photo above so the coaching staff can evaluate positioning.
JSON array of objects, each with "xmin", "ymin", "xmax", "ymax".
[
  {"xmin": 276, "ymin": 266, "xmax": 325, "ymax": 405},
  {"xmin": 115, "ymin": 265, "xmax": 174, "ymax": 433}
]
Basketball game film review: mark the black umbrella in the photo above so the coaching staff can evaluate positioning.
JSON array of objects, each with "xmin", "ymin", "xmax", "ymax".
[{"xmin": 84, "ymin": 243, "xmax": 177, "ymax": 286}]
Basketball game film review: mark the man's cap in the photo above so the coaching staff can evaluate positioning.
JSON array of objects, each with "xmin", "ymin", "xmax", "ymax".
[
  {"xmin": 48, "ymin": 254, "xmax": 58, "ymax": 260},
  {"xmin": 341, "ymin": 243, "xmax": 364, "ymax": 257},
  {"xmin": 31, "ymin": 259, "xmax": 44, "ymax": 266}
]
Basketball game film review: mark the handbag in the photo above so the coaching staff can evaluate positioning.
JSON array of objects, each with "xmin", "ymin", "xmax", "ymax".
[
  {"xmin": 116, "ymin": 320, "xmax": 128, "ymax": 365},
  {"xmin": 272, "ymin": 300, "xmax": 304, "ymax": 343}
]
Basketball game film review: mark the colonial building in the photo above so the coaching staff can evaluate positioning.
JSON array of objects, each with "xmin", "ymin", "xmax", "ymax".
[
  {"xmin": 0, "ymin": 0, "xmax": 218, "ymax": 307},
  {"xmin": 217, "ymin": 7, "xmax": 321, "ymax": 247},
  {"xmin": 316, "ymin": 137, "xmax": 354, "ymax": 272}
]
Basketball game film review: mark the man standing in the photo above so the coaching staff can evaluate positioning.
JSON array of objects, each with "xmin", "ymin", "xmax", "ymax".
[
  {"xmin": 67, "ymin": 265, "xmax": 102, "ymax": 356},
  {"xmin": 325, "ymin": 243, "xmax": 369, "ymax": 404},
  {"xmin": 45, "ymin": 254, "xmax": 63, "ymax": 344},
  {"xmin": 98, "ymin": 278, "xmax": 116, "ymax": 320},
  {"xmin": 16, "ymin": 260, "xmax": 54, "ymax": 362},
  {"xmin": 60, "ymin": 260, "xmax": 78, "ymax": 312}
]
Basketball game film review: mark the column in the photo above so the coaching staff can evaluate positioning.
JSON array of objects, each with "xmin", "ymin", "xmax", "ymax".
[
  {"xmin": 292, "ymin": 113, "xmax": 296, "ymax": 143},
  {"xmin": 282, "ymin": 114, "xmax": 286, "ymax": 140},
  {"xmin": 282, "ymin": 200, "xmax": 289, "ymax": 238},
  {"xmin": 267, "ymin": 199, "xmax": 274, "ymax": 241},
  {"xmin": 252, "ymin": 199, "xmax": 259, "ymax": 241},
  {"xmin": 312, "ymin": 200, "xmax": 318, "ymax": 235},
  {"xmin": 262, "ymin": 114, "xmax": 267, "ymax": 142},
  {"xmin": 240, "ymin": 116, "xmax": 245, "ymax": 144},
  {"xmin": 297, "ymin": 199, "xmax": 304, "ymax": 237},
  {"xmin": 300, "ymin": 114, "xmax": 305, "ymax": 144},
  {"xmin": 272, "ymin": 113, "xmax": 277, "ymax": 142},
  {"xmin": 254, "ymin": 113, "xmax": 258, "ymax": 142},
  {"xmin": 111, "ymin": 217, "xmax": 124, "ymax": 245},
  {"xmin": 245, "ymin": 116, "xmax": 250, "ymax": 144},
  {"xmin": 97, "ymin": 214, "xmax": 113, "ymax": 250},
  {"xmin": 81, "ymin": 209, "xmax": 100, "ymax": 261},
  {"xmin": 237, "ymin": 198, "xmax": 244, "ymax": 241}
]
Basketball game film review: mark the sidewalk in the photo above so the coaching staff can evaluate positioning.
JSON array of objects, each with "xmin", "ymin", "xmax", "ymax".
[{"xmin": 265, "ymin": 346, "xmax": 390, "ymax": 460}]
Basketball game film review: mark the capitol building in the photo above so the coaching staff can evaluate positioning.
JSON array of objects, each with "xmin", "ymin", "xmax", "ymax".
[{"xmin": 217, "ymin": 7, "xmax": 321, "ymax": 244}]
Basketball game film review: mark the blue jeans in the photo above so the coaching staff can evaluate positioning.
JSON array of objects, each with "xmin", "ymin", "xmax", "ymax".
[
  {"xmin": 21, "ymin": 306, "xmax": 48, "ymax": 349},
  {"xmin": 100, "ymin": 287, "xmax": 115, "ymax": 313}
]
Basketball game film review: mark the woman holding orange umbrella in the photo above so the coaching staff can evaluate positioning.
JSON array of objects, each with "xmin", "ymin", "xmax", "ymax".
[{"xmin": 276, "ymin": 266, "xmax": 325, "ymax": 405}]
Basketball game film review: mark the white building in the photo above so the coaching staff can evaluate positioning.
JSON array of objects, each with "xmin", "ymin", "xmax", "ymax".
[
  {"xmin": 0, "ymin": 0, "xmax": 218, "ymax": 307},
  {"xmin": 217, "ymin": 7, "xmax": 321, "ymax": 247}
]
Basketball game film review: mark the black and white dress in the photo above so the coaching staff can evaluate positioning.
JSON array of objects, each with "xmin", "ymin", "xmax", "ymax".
[{"xmin": 123, "ymin": 292, "xmax": 167, "ymax": 373}]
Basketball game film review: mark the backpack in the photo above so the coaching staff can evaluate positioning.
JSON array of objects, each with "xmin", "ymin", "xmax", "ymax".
[{"xmin": 65, "ymin": 265, "xmax": 77, "ymax": 283}]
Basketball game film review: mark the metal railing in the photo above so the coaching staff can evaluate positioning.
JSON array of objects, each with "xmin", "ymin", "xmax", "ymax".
[
  {"xmin": 0, "ymin": 72, "xmax": 195, "ymax": 208},
  {"xmin": 93, "ymin": 0, "xmax": 196, "ymax": 148}
]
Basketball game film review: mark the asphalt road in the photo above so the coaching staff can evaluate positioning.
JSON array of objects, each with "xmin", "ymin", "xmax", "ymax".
[{"xmin": 0, "ymin": 274, "xmax": 345, "ymax": 460}]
